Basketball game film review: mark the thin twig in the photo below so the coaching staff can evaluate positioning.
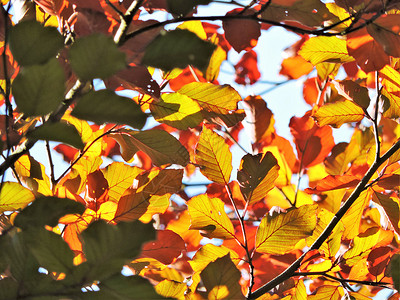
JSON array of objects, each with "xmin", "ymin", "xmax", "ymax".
[
  {"xmin": 220, "ymin": 127, "xmax": 250, "ymax": 154},
  {"xmin": 114, "ymin": 0, "xmax": 144, "ymax": 45},
  {"xmin": 105, "ymin": 0, "xmax": 124, "ymax": 19},
  {"xmin": 45, "ymin": 140, "xmax": 56, "ymax": 188},
  {"xmin": 373, "ymin": 71, "xmax": 382, "ymax": 160}
]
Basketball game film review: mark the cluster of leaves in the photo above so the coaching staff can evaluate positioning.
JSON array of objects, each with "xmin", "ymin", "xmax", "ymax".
[{"xmin": 0, "ymin": 0, "xmax": 400, "ymax": 299}]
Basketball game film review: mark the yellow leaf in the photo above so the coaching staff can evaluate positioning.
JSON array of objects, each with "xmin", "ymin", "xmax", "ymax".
[
  {"xmin": 282, "ymin": 280, "xmax": 307, "ymax": 300},
  {"xmin": 195, "ymin": 126, "xmax": 232, "ymax": 185},
  {"xmin": 155, "ymin": 279, "xmax": 186, "ymax": 299},
  {"xmin": 341, "ymin": 190, "xmax": 370, "ymax": 239},
  {"xmin": 299, "ymin": 36, "xmax": 354, "ymax": 65},
  {"xmin": 308, "ymin": 284, "xmax": 344, "ymax": 300},
  {"xmin": 96, "ymin": 201, "xmax": 117, "ymax": 221},
  {"xmin": 187, "ymin": 194, "xmax": 235, "ymax": 239},
  {"xmin": 262, "ymin": 146, "xmax": 292, "ymax": 187},
  {"xmin": 255, "ymin": 204, "xmax": 317, "ymax": 255},
  {"xmin": 380, "ymin": 65, "xmax": 400, "ymax": 92},
  {"xmin": 150, "ymin": 92, "xmax": 202, "ymax": 130},
  {"xmin": 178, "ymin": 82, "xmax": 241, "ymax": 114},
  {"xmin": 326, "ymin": 3, "xmax": 352, "ymax": 31},
  {"xmin": 178, "ymin": 20, "xmax": 207, "ymax": 40},
  {"xmin": 237, "ymin": 152, "xmax": 279, "ymax": 205},
  {"xmin": 381, "ymin": 88, "xmax": 400, "ymax": 119},
  {"xmin": 101, "ymin": 162, "xmax": 143, "ymax": 202},
  {"xmin": 0, "ymin": 182, "xmax": 35, "ymax": 213},
  {"xmin": 205, "ymin": 45, "xmax": 226, "ymax": 82},
  {"xmin": 36, "ymin": 5, "xmax": 58, "ymax": 27},
  {"xmin": 343, "ymin": 227, "xmax": 381, "ymax": 265},
  {"xmin": 312, "ymin": 100, "xmax": 365, "ymax": 128}
]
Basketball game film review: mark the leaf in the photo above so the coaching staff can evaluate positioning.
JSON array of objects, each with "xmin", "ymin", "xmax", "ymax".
[
  {"xmin": 0, "ymin": 182, "xmax": 35, "ymax": 213},
  {"xmin": 87, "ymin": 170, "xmax": 109, "ymax": 200},
  {"xmin": 372, "ymin": 191, "xmax": 400, "ymax": 235},
  {"xmin": 142, "ymin": 29, "xmax": 216, "ymax": 72},
  {"xmin": 178, "ymin": 82, "xmax": 241, "ymax": 114},
  {"xmin": 23, "ymin": 228, "xmax": 74, "ymax": 274},
  {"xmin": 237, "ymin": 152, "xmax": 280, "ymax": 205},
  {"xmin": 167, "ymin": 0, "xmax": 212, "ymax": 16},
  {"xmin": 305, "ymin": 174, "xmax": 359, "ymax": 193},
  {"xmin": 381, "ymin": 89, "xmax": 400, "ymax": 119},
  {"xmin": 389, "ymin": 254, "xmax": 400, "ymax": 292},
  {"xmin": 12, "ymin": 58, "xmax": 65, "ymax": 117},
  {"xmin": 27, "ymin": 122, "xmax": 84, "ymax": 149},
  {"xmin": 69, "ymin": 33, "xmax": 126, "ymax": 81},
  {"xmin": 280, "ymin": 55, "xmax": 314, "ymax": 80},
  {"xmin": 200, "ymin": 254, "xmax": 244, "ymax": 299},
  {"xmin": 223, "ymin": 8, "xmax": 261, "ymax": 53},
  {"xmin": 299, "ymin": 36, "xmax": 354, "ymax": 65},
  {"xmin": 380, "ymin": 65, "xmax": 400, "ymax": 93},
  {"xmin": 367, "ymin": 247, "xmax": 392, "ymax": 277},
  {"xmin": 155, "ymin": 280, "xmax": 187, "ymax": 299},
  {"xmin": 347, "ymin": 27, "xmax": 389, "ymax": 73},
  {"xmin": 289, "ymin": 112, "xmax": 335, "ymax": 168},
  {"xmin": 260, "ymin": 0, "xmax": 335, "ymax": 28},
  {"xmin": 255, "ymin": 204, "xmax": 317, "ymax": 255},
  {"xmin": 141, "ymin": 230, "xmax": 186, "ymax": 265},
  {"xmin": 80, "ymin": 220, "xmax": 155, "ymax": 281},
  {"xmin": 311, "ymin": 100, "xmax": 365, "ymax": 128},
  {"xmin": 195, "ymin": 126, "xmax": 232, "ymax": 184},
  {"xmin": 9, "ymin": 20, "xmax": 63, "ymax": 66},
  {"xmin": 341, "ymin": 190, "xmax": 370, "ymax": 239},
  {"xmin": 71, "ymin": 89, "xmax": 147, "ymax": 129},
  {"xmin": 343, "ymin": 227, "xmax": 381, "ymax": 265},
  {"xmin": 367, "ymin": 14, "xmax": 400, "ymax": 57},
  {"xmin": 101, "ymin": 162, "xmax": 143, "ymax": 202},
  {"xmin": 334, "ymin": 80, "xmax": 370, "ymax": 109},
  {"xmin": 205, "ymin": 45, "xmax": 226, "ymax": 82},
  {"xmin": 112, "ymin": 129, "xmax": 190, "ymax": 166},
  {"xmin": 150, "ymin": 92, "xmax": 203, "ymax": 130},
  {"xmin": 14, "ymin": 197, "xmax": 85, "ymax": 230},
  {"xmin": 308, "ymin": 285, "xmax": 344, "ymax": 300},
  {"xmin": 187, "ymin": 194, "xmax": 235, "ymax": 239},
  {"xmin": 234, "ymin": 50, "xmax": 261, "ymax": 85}
]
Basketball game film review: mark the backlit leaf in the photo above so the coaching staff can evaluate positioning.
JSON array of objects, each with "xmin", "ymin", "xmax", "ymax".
[
  {"xmin": 343, "ymin": 227, "xmax": 381, "ymax": 265},
  {"xmin": 255, "ymin": 204, "xmax": 317, "ymax": 254},
  {"xmin": 299, "ymin": 36, "xmax": 354, "ymax": 65},
  {"xmin": 0, "ymin": 182, "xmax": 35, "ymax": 213},
  {"xmin": 381, "ymin": 89, "xmax": 400, "ymax": 119},
  {"xmin": 187, "ymin": 194, "xmax": 235, "ymax": 239},
  {"xmin": 9, "ymin": 20, "xmax": 63, "ymax": 66},
  {"xmin": 200, "ymin": 254, "xmax": 244, "ymax": 300},
  {"xmin": 155, "ymin": 280, "xmax": 186, "ymax": 299},
  {"xmin": 380, "ymin": 65, "xmax": 400, "ymax": 93},
  {"xmin": 311, "ymin": 100, "xmax": 365, "ymax": 128},
  {"xmin": 305, "ymin": 174, "xmax": 359, "ymax": 193},
  {"xmin": 71, "ymin": 89, "xmax": 147, "ymax": 129},
  {"xmin": 334, "ymin": 80, "xmax": 370, "ymax": 109},
  {"xmin": 112, "ymin": 129, "xmax": 190, "ymax": 166},
  {"xmin": 372, "ymin": 191, "xmax": 400, "ymax": 235},
  {"xmin": 12, "ymin": 58, "xmax": 65, "ymax": 117},
  {"xmin": 367, "ymin": 14, "xmax": 400, "ymax": 57},
  {"xmin": 341, "ymin": 190, "xmax": 370, "ymax": 239},
  {"xmin": 195, "ymin": 126, "xmax": 232, "ymax": 184},
  {"xmin": 69, "ymin": 33, "xmax": 126, "ymax": 81},
  {"xmin": 142, "ymin": 29, "xmax": 216, "ymax": 72},
  {"xmin": 308, "ymin": 284, "xmax": 344, "ymax": 300},
  {"xmin": 150, "ymin": 92, "xmax": 203, "ymax": 130},
  {"xmin": 28, "ymin": 122, "xmax": 84, "ymax": 149},
  {"xmin": 237, "ymin": 152, "xmax": 279, "ymax": 205},
  {"xmin": 178, "ymin": 82, "xmax": 241, "ymax": 114}
]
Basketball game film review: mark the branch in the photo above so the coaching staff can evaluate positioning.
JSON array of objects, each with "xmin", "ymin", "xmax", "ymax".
[{"xmin": 248, "ymin": 137, "xmax": 400, "ymax": 299}]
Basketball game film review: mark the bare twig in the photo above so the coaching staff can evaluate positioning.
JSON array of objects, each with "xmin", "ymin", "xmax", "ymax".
[{"xmin": 45, "ymin": 140, "xmax": 56, "ymax": 188}]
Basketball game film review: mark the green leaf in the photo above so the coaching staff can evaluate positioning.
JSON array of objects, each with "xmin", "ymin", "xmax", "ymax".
[
  {"xmin": 12, "ymin": 58, "xmax": 65, "ymax": 117},
  {"xmin": 14, "ymin": 197, "xmax": 85, "ymax": 230},
  {"xmin": 0, "ymin": 278, "xmax": 18, "ymax": 300},
  {"xmin": 150, "ymin": 92, "xmax": 203, "ymax": 130},
  {"xmin": 69, "ymin": 33, "xmax": 126, "ymax": 81},
  {"xmin": 79, "ymin": 220, "xmax": 155, "ymax": 281},
  {"xmin": 200, "ymin": 254, "xmax": 244, "ymax": 299},
  {"xmin": 71, "ymin": 90, "xmax": 147, "ymax": 129},
  {"xmin": 28, "ymin": 122, "xmax": 84, "ymax": 149},
  {"xmin": 23, "ymin": 228, "xmax": 74, "ymax": 274},
  {"xmin": 79, "ymin": 274, "xmax": 167, "ymax": 299},
  {"xmin": 9, "ymin": 20, "xmax": 64, "ymax": 66},
  {"xmin": 142, "ymin": 29, "xmax": 216, "ymax": 72},
  {"xmin": 167, "ymin": 0, "xmax": 213, "ymax": 16},
  {"xmin": 112, "ymin": 129, "xmax": 190, "ymax": 166},
  {"xmin": 390, "ymin": 254, "xmax": 400, "ymax": 292}
]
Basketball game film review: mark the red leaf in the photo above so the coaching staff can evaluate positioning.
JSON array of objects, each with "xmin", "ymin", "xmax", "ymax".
[
  {"xmin": 169, "ymin": 67, "xmax": 207, "ymax": 91},
  {"xmin": 367, "ymin": 246, "xmax": 392, "ymax": 277},
  {"xmin": 234, "ymin": 50, "xmax": 261, "ymax": 85},
  {"xmin": 223, "ymin": 8, "xmax": 261, "ymax": 53},
  {"xmin": 289, "ymin": 111, "xmax": 335, "ymax": 169},
  {"xmin": 54, "ymin": 144, "xmax": 78, "ymax": 162},
  {"xmin": 34, "ymin": 0, "xmax": 65, "ymax": 16},
  {"xmin": 141, "ymin": 230, "xmax": 186, "ymax": 265},
  {"xmin": 87, "ymin": 170, "xmax": 109, "ymax": 200}
]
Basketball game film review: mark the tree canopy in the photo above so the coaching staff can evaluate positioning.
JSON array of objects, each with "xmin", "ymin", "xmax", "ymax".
[{"xmin": 0, "ymin": 0, "xmax": 400, "ymax": 299}]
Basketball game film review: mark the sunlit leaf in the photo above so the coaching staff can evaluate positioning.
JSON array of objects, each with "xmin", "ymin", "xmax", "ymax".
[
  {"xmin": 305, "ymin": 175, "xmax": 359, "ymax": 193},
  {"xmin": 372, "ymin": 191, "xmax": 400, "ymax": 235},
  {"xmin": 12, "ymin": 58, "xmax": 65, "ymax": 117},
  {"xmin": 142, "ymin": 29, "xmax": 216, "ymax": 72},
  {"xmin": 150, "ymin": 92, "xmax": 203, "ymax": 130},
  {"xmin": 205, "ymin": 45, "xmax": 226, "ymax": 82},
  {"xmin": 71, "ymin": 90, "xmax": 147, "ymax": 129},
  {"xmin": 9, "ymin": 20, "xmax": 63, "ymax": 66},
  {"xmin": 343, "ymin": 227, "xmax": 381, "ymax": 265},
  {"xmin": 341, "ymin": 190, "xmax": 370, "ymax": 239},
  {"xmin": 178, "ymin": 82, "xmax": 241, "ymax": 114},
  {"xmin": 112, "ymin": 129, "xmax": 190, "ymax": 166},
  {"xmin": 0, "ymin": 182, "xmax": 35, "ymax": 213},
  {"xmin": 195, "ymin": 126, "xmax": 232, "ymax": 184},
  {"xmin": 380, "ymin": 65, "xmax": 400, "ymax": 93},
  {"xmin": 255, "ymin": 204, "xmax": 317, "ymax": 254},
  {"xmin": 187, "ymin": 194, "xmax": 235, "ymax": 239},
  {"xmin": 311, "ymin": 100, "xmax": 365, "ymax": 128},
  {"xmin": 381, "ymin": 89, "xmax": 400, "ymax": 119},
  {"xmin": 299, "ymin": 36, "xmax": 354, "ymax": 65},
  {"xmin": 367, "ymin": 14, "xmax": 400, "ymax": 57},
  {"xmin": 69, "ymin": 33, "xmax": 126, "ymax": 81},
  {"xmin": 237, "ymin": 152, "xmax": 279, "ymax": 205},
  {"xmin": 308, "ymin": 284, "xmax": 344, "ymax": 300},
  {"xmin": 200, "ymin": 254, "xmax": 244, "ymax": 299},
  {"xmin": 155, "ymin": 280, "xmax": 187, "ymax": 299}
]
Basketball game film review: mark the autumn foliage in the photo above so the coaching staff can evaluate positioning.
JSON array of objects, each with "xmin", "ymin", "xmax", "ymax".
[{"xmin": 1, "ymin": 0, "xmax": 400, "ymax": 299}]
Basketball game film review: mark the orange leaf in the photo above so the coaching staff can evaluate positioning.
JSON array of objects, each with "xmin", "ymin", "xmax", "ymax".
[
  {"xmin": 280, "ymin": 55, "xmax": 313, "ymax": 79},
  {"xmin": 289, "ymin": 112, "xmax": 335, "ymax": 168},
  {"xmin": 141, "ymin": 230, "xmax": 186, "ymax": 265},
  {"xmin": 234, "ymin": 50, "xmax": 261, "ymax": 85},
  {"xmin": 223, "ymin": 8, "xmax": 261, "ymax": 53},
  {"xmin": 255, "ymin": 204, "xmax": 317, "ymax": 255},
  {"xmin": 187, "ymin": 194, "xmax": 235, "ymax": 239},
  {"xmin": 195, "ymin": 126, "xmax": 232, "ymax": 185},
  {"xmin": 306, "ymin": 174, "xmax": 359, "ymax": 193},
  {"xmin": 367, "ymin": 246, "xmax": 392, "ymax": 277}
]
